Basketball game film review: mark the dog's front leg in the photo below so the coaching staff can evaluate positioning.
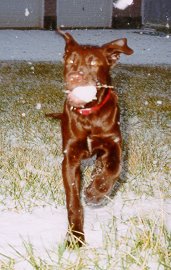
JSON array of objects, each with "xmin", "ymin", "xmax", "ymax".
[
  {"xmin": 85, "ymin": 137, "xmax": 122, "ymax": 205},
  {"xmin": 62, "ymin": 139, "xmax": 88, "ymax": 247}
]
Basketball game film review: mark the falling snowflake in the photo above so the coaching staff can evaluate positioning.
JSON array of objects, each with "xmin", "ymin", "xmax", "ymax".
[
  {"xmin": 166, "ymin": 23, "xmax": 169, "ymax": 29},
  {"xmin": 25, "ymin": 8, "xmax": 30, "ymax": 17},
  {"xmin": 156, "ymin": 100, "xmax": 162, "ymax": 105},
  {"xmin": 36, "ymin": 103, "xmax": 42, "ymax": 110},
  {"xmin": 153, "ymin": 160, "xmax": 157, "ymax": 165},
  {"xmin": 30, "ymin": 66, "xmax": 35, "ymax": 74}
]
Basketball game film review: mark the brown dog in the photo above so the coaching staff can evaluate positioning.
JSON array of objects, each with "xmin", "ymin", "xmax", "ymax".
[{"xmin": 46, "ymin": 30, "xmax": 133, "ymax": 247}]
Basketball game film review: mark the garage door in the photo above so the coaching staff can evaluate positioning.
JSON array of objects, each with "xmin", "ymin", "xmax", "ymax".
[
  {"xmin": 0, "ymin": 0, "xmax": 44, "ymax": 28},
  {"xmin": 57, "ymin": 0, "xmax": 113, "ymax": 28},
  {"xmin": 142, "ymin": 0, "xmax": 171, "ymax": 26}
]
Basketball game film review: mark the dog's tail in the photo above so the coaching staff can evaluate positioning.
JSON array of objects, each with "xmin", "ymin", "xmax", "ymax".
[{"xmin": 45, "ymin": 112, "xmax": 63, "ymax": 120}]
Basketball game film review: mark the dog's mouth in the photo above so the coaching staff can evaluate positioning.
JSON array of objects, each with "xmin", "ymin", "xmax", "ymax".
[
  {"xmin": 65, "ymin": 85, "xmax": 98, "ymax": 108},
  {"xmin": 65, "ymin": 72, "xmax": 99, "ymax": 107}
]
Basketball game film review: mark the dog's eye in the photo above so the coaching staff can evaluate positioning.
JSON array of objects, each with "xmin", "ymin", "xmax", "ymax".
[
  {"xmin": 67, "ymin": 52, "xmax": 80, "ymax": 65},
  {"xmin": 90, "ymin": 60, "xmax": 96, "ymax": 66},
  {"xmin": 86, "ymin": 55, "xmax": 98, "ymax": 66}
]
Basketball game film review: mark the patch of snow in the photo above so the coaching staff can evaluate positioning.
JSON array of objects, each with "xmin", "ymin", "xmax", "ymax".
[
  {"xmin": 0, "ymin": 194, "xmax": 170, "ymax": 267},
  {"xmin": 0, "ymin": 206, "xmax": 67, "ymax": 257}
]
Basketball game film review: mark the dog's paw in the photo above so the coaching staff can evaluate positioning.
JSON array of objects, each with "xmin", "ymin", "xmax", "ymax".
[
  {"xmin": 65, "ymin": 231, "xmax": 86, "ymax": 249},
  {"xmin": 84, "ymin": 183, "xmax": 109, "ymax": 206},
  {"xmin": 84, "ymin": 174, "xmax": 115, "ymax": 207},
  {"xmin": 84, "ymin": 194, "xmax": 109, "ymax": 208}
]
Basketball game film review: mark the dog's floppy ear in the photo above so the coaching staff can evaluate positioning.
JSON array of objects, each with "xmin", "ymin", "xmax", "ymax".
[
  {"xmin": 102, "ymin": 38, "xmax": 133, "ymax": 66},
  {"xmin": 57, "ymin": 28, "xmax": 78, "ymax": 46}
]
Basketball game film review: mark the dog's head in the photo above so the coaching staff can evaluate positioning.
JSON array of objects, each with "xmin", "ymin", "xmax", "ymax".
[{"xmin": 58, "ymin": 29, "xmax": 133, "ymax": 107}]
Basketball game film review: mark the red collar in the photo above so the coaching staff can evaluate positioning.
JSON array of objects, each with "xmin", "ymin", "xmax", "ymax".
[{"xmin": 76, "ymin": 89, "xmax": 111, "ymax": 116}]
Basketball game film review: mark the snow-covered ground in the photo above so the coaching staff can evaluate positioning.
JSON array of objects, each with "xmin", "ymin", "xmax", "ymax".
[
  {"xmin": 1, "ymin": 194, "xmax": 171, "ymax": 269},
  {"xmin": 0, "ymin": 29, "xmax": 171, "ymax": 65}
]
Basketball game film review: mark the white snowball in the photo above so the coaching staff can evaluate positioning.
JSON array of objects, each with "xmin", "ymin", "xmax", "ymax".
[{"xmin": 72, "ymin": 85, "xmax": 97, "ymax": 102}]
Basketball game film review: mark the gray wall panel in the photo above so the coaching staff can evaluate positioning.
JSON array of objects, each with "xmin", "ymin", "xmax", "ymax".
[
  {"xmin": 0, "ymin": 0, "xmax": 44, "ymax": 28},
  {"xmin": 57, "ymin": 0, "xmax": 113, "ymax": 28},
  {"xmin": 142, "ymin": 0, "xmax": 171, "ymax": 26}
]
